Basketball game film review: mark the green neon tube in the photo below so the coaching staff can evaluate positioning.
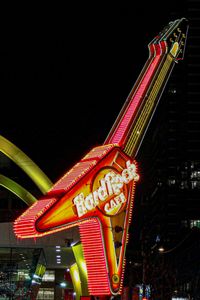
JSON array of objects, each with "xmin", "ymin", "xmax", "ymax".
[
  {"xmin": 0, "ymin": 135, "xmax": 53, "ymax": 194},
  {"xmin": 0, "ymin": 174, "xmax": 37, "ymax": 206},
  {"xmin": 70, "ymin": 263, "xmax": 82, "ymax": 300},
  {"xmin": 72, "ymin": 243, "xmax": 89, "ymax": 296}
]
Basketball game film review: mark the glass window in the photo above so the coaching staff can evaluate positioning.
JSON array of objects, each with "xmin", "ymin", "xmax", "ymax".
[
  {"xmin": 36, "ymin": 288, "xmax": 54, "ymax": 300},
  {"xmin": 180, "ymin": 181, "xmax": 188, "ymax": 189},
  {"xmin": 42, "ymin": 270, "xmax": 55, "ymax": 282},
  {"xmin": 190, "ymin": 219, "xmax": 200, "ymax": 228},
  {"xmin": 191, "ymin": 170, "xmax": 200, "ymax": 179},
  {"xmin": 168, "ymin": 178, "xmax": 176, "ymax": 186},
  {"xmin": 191, "ymin": 180, "xmax": 200, "ymax": 189}
]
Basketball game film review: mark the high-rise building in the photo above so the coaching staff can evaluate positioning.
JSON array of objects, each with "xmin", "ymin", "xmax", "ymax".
[{"xmin": 125, "ymin": 1, "xmax": 200, "ymax": 298}]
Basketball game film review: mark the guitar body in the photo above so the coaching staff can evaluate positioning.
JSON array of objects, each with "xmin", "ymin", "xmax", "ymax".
[{"xmin": 14, "ymin": 144, "xmax": 139, "ymax": 294}]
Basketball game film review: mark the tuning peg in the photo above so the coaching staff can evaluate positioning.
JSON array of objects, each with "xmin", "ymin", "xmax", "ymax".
[
  {"xmin": 177, "ymin": 28, "xmax": 181, "ymax": 33},
  {"xmin": 170, "ymin": 38, "xmax": 174, "ymax": 43},
  {"xmin": 173, "ymin": 33, "xmax": 177, "ymax": 37},
  {"xmin": 182, "ymin": 34, "xmax": 186, "ymax": 38}
]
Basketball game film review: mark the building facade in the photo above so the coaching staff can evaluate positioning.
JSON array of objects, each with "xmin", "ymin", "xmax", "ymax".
[{"xmin": 125, "ymin": 1, "xmax": 200, "ymax": 299}]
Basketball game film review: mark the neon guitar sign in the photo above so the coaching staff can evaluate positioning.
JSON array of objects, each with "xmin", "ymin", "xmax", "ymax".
[{"xmin": 14, "ymin": 18, "xmax": 188, "ymax": 296}]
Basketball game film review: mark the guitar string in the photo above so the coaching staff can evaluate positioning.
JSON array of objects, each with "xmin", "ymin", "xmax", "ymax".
[{"xmin": 124, "ymin": 54, "xmax": 173, "ymax": 157}]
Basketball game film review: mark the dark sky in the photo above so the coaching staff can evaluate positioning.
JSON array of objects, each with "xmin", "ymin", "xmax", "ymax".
[{"xmin": 0, "ymin": 2, "xmax": 185, "ymax": 183}]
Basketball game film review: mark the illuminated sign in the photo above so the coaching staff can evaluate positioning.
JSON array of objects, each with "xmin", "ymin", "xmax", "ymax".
[{"xmin": 73, "ymin": 160, "xmax": 139, "ymax": 217}]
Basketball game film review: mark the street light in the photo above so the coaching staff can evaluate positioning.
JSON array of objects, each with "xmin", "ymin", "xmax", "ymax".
[
  {"xmin": 158, "ymin": 246, "xmax": 165, "ymax": 253},
  {"xmin": 60, "ymin": 282, "xmax": 67, "ymax": 288}
]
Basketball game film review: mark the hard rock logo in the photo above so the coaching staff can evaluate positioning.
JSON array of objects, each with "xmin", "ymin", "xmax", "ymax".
[{"xmin": 73, "ymin": 160, "xmax": 139, "ymax": 217}]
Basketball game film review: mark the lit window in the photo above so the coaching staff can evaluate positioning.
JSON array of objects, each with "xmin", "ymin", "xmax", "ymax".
[
  {"xmin": 36, "ymin": 288, "xmax": 54, "ymax": 300},
  {"xmin": 191, "ymin": 171, "xmax": 200, "ymax": 179},
  {"xmin": 191, "ymin": 181, "xmax": 200, "ymax": 189},
  {"xmin": 168, "ymin": 178, "xmax": 176, "ymax": 186},
  {"xmin": 169, "ymin": 88, "xmax": 177, "ymax": 94},
  {"xmin": 180, "ymin": 181, "xmax": 188, "ymax": 189},
  {"xmin": 42, "ymin": 270, "xmax": 55, "ymax": 282},
  {"xmin": 17, "ymin": 270, "xmax": 31, "ymax": 281},
  {"xmin": 190, "ymin": 220, "xmax": 200, "ymax": 228}
]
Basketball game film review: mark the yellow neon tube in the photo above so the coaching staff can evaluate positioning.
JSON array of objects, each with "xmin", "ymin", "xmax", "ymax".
[
  {"xmin": 0, "ymin": 174, "xmax": 37, "ymax": 206},
  {"xmin": 0, "ymin": 135, "xmax": 53, "ymax": 194}
]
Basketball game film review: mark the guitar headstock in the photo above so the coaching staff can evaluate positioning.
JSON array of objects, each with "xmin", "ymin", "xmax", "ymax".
[{"xmin": 159, "ymin": 17, "xmax": 189, "ymax": 61}]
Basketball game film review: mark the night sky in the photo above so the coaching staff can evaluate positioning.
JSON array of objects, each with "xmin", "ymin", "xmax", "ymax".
[{"xmin": 0, "ymin": 2, "xmax": 184, "ymax": 183}]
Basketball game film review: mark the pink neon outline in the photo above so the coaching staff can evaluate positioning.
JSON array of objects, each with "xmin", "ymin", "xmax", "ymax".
[{"xmin": 108, "ymin": 43, "xmax": 164, "ymax": 146}]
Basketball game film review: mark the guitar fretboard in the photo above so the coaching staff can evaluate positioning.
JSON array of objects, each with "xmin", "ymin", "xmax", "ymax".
[
  {"xmin": 124, "ymin": 53, "xmax": 174, "ymax": 157},
  {"xmin": 104, "ymin": 17, "xmax": 188, "ymax": 158}
]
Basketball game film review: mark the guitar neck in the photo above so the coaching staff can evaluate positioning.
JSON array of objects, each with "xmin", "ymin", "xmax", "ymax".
[
  {"xmin": 124, "ymin": 52, "xmax": 175, "ymax": 157},
  {"xmin": 104, "ymin": 42, "xmax": 158, "ymax": 147},
  {"xmin": 104, "ymin": 18, "xmax": 188, "ymax": 158}
]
